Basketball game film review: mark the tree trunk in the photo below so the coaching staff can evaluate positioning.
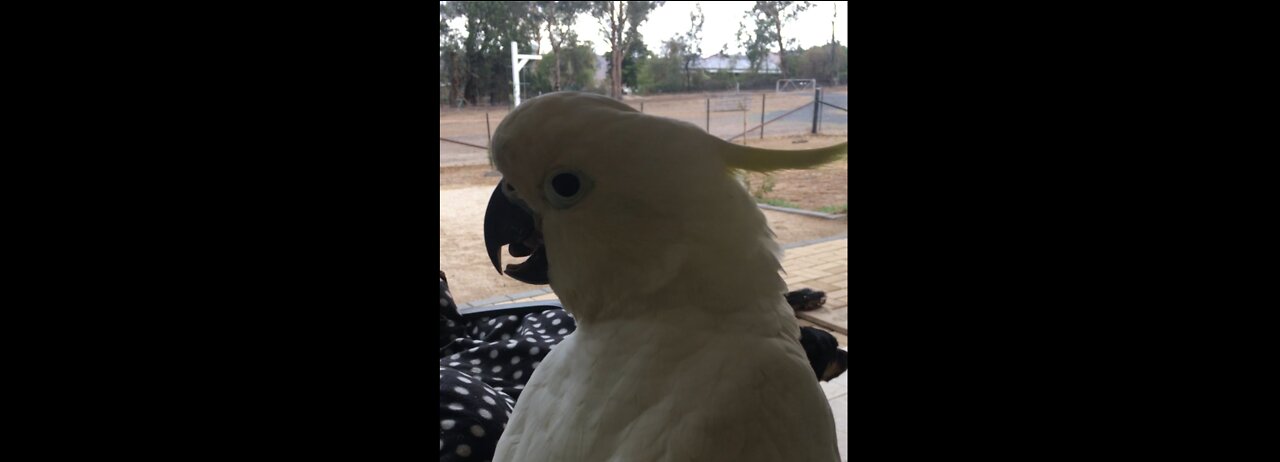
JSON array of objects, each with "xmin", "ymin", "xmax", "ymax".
[
  {"xmin": 554, "ymin": 49, "xmax": 563, "ymax": 91},
  {"xmin": 464, "ymin": 16, "xmax": 480, "ymax": 106},
  {"xmin": 612, "ymin": 46, "xmax": 622, "ymax": 99},
  {"xmin": 448, "ymin": 52, "xmax": 463, "ymax": 106},
  {"xmin": 547, "ymin": 18, "xmax": 561, "ymax": 91},
  {"xmin": 613, "ymin": 9, "xmax": 621, "ymax": 99},
  {"xmin": 774, "ymin": 16, "xmax": 786, "ymax": 77},
  {"xmin": 684, "ymin": 60, "xmax": 693, "ymax": 91},
  {"xmin": 831, "ymin": 43, "xmax": 839, "ymax": 86},
  {"xmin": 610, "ymin": 2, "xmax": 626, "ymax": 100}
]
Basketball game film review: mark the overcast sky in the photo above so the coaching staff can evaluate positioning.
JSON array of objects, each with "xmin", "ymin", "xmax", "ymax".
[{"xmin": 446, "ymin": 1, "xmax": 847, "ymax": 57}]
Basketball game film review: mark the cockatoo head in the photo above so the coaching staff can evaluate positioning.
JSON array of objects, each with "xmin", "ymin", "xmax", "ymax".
[{"xmin": 484, "ymin": 92, "xmax": 844, "ymax": 317}]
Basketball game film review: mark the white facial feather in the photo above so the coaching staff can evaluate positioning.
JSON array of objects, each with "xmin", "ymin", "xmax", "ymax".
[{"xmin": 491, "ymin": 92, "xmax": 798, "ymax": 321}]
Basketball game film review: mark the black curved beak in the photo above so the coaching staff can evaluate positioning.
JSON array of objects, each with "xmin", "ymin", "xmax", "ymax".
[{"xmin": 483, "ymin": 181, "xmax": 549, "ymax": 285}]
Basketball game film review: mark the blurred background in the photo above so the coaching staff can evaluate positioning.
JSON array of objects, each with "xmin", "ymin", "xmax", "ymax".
[{"xmin": 439, "ymin": 1, "xmax": 848, "ymax": 308}]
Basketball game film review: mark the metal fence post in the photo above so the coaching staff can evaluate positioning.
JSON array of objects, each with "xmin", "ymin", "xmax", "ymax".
[
  {"xmin": 811, "ymin": 88, "xmax": 821, "ymax": 134},
  {"xmin": 640, "ymin": 101, "xmax": 644, "ymax": 113},
  {"xmin": 706, "ymin": 98, "xmax": 710, "ymax": 133},
  {"xmin": 817, "ymin": 90, "xmax": 824, "ymax": 133},
  {"xmin": 485, "ymin": 112, "xmax": 494, "ymax": 169},
  {"xmin": 760, "ymin": 93, "xmax": 766, "ymax": 139}
]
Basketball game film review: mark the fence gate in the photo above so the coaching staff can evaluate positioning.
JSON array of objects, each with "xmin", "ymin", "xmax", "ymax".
[{"xmin": 775, "ymin": 79, "xmax": 817, "ymax": 93}]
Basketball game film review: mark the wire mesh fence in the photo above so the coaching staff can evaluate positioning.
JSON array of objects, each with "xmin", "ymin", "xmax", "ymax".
[{"xmin": 439, "ymin": 87, "xmax": 848, "ymax": 167}]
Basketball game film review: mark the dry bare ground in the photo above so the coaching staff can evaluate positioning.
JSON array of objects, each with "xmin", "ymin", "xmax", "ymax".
[
  {"xmin": 439, "ymin": 89, "xmax": 848, "ymax": 303},
  {"xmin": 440, "ymin": 184, "xmax": 846, "ymax": 304},
  {"xmin": 440, "ymin": 87, "xmax": 848, "ymax": 167},
  {"xmin": 442, "ymin": 134, "xmax": 848, "ymax": 213},
  {"xmin": 439, "ymin": 133, "xmax": 847, "ymax": 304},
  {"xmin": 740, "ymin": 134, "xmax": 848, "ymax": 212}
]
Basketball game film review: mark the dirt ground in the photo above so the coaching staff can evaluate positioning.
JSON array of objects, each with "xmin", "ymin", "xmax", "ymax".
[
  {"xmin": 440, "ymin": 164, "xmax": 499, "ymax": 190},
  {"xmin": 440, "ymin": 178, "xmax": 846, "ymax": 304},
  {"xmin": 739, "ymin": 135, "xmax": 848, "ymax": 212},
  {"xmin": 440, "ymin": 110, "xmax": 848, "ymax": 303},
  {"xmin": 442, "ymin": 134, "xmax": 848, "ymax": 213},
  {"xmin": 440, "ymin": 88, "xmax": 847, "ymax": 167},
  {"xmin": 440, "ymin": 186, "xmax": 545, "ymax": 304}
]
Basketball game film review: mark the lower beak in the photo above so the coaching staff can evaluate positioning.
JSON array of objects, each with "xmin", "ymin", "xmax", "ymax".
[{"xmin": 483, "ymin": 181, "xmax": 549, "ymax": 285}]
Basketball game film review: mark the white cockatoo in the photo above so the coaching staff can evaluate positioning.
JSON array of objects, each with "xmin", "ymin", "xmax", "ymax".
[{"xmin": 483, "ymin": 91, "xmax": 845, "ymax": 462}]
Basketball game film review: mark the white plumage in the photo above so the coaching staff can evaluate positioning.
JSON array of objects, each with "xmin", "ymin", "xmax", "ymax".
[{"xmin": 485, "ymin": 92, "xmax": 845, "ymax": 462}]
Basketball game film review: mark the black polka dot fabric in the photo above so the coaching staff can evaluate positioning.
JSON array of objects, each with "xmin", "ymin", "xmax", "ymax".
[
  {"xmin": 438, "ymin": 271, "xmax": 576, "ymax": 461},
  {"xmin": 439, "ymin": 271, "xmax": 467, "ymax": 349}
]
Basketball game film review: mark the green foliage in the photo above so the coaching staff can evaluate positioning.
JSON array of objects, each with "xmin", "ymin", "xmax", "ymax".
[
  {"xmin": 635, "ymin": 41, "xmax": 843, "ymax": 95},
  {"xmin": 791, "ymin": 44, "xmax": 847, "ymax": 86},
  {"xmin": 441, "ymin": 0, "xmax": 843, "ymax": 105},
  {"xmin": 759, "ymin": 197, "xmax": 799, "ymax": 209},
  {"xmin": 531, "ymin": 43, "xmax": 599, "ymax": 94},
  {"xmin": 642, "ymin": 3, "xmax": 704, "ymax": 94},
  {"xmin": 619, "ymin": 37, "xmax": 650, "ymax": 90},
  {"xmin": 737, "ymin": 17, "xmax": 769, "ymax": 73},
  {"xmin": 818, "ymin": 204, "xmax": 847, "ymax": 214},
  {"xmin": 536, "ymin": 1, "xmax": 593, "ymax": 91},
  {"xmin": 704, "ymin": 70, "xmax": 778, "ymax": 92},
  {"xmin": 740, "ymin": 1, "xmax": 815, "ymax": 76},
  {"xmin": 742, "ymin": 173, "xmax": 776, "ymax": 200},
  {"xmin": 636, "ymin": 38, "xmax": 685, "ymax": 94},
  {"xmin": 681, "ymin": 4, "xmax": 704, "ymax": 91},
  {"xmin": 591, "ymin": 1, "xmax": 663, "ymax": 98},
  {"xmin": 440, "ymin": 1, "xmax": 545, "ymax": 106}
]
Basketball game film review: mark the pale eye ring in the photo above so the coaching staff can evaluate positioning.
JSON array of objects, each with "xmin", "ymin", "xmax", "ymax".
[{"xmin": 543, "ymin": 169, "xmax": 592, "ymax": 209}]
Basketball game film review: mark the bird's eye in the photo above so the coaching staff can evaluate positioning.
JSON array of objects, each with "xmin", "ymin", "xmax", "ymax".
[
  {"xmin": 543, "ymin": 169, "xmax": 592, "ymax": 209},
  {"xmin": 551, "ymin": 173, "xmax": 579, "ymax": 197}
]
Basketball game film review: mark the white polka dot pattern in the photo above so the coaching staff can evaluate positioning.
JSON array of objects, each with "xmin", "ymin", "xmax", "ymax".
[{"xmin": 438, "ymin": 297, "xmax": 576, "ymax": 461}]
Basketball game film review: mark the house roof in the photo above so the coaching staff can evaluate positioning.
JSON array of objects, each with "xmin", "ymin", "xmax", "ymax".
[{"xmin": 694, "ymin": 52, "xmax": 781, "ymax": 74}]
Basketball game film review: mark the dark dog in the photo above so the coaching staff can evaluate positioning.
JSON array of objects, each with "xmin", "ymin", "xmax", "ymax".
[
  {"xmin": 786, "ymin": 288, "xmax": 827, "ymax": 312},
  {"xmin": 799, "ymin": 326, "xmax": 848, "ymax": 382}
]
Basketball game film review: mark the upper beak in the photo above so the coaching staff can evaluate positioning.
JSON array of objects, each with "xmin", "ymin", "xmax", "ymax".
[{"xmin": 483, "ymin": 181, "xmax": 550, "ymax": 285}]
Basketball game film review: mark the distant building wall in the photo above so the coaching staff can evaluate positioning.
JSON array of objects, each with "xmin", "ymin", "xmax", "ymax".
[
  {"xmin": 694, "ymin": 52, "xmax": 781, "ymax": 75},
  {"xmin": 594, "ymin": 55, "xmax": 608, "ymax": 88}
]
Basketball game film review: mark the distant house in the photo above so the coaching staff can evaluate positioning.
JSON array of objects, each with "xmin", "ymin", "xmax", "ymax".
[
  {"xmin": 594, "ymin": 54, "xmax": 608, "ymax": 88},
  {"xmin": 694, "ymin": 52, "xmax": 781, "ymax": 75},
  {"xmin": 593, "ymin": 54, "xmax": 633, "ymax": 95},
  {"xmin": 589, "ymin": 51, "xmax": 781, "ymax": 94}
]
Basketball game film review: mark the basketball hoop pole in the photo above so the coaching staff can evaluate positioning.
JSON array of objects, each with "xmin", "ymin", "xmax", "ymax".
[{"xmin": 512, "ymin": 41, "xmax": 542, "ymax": 107}]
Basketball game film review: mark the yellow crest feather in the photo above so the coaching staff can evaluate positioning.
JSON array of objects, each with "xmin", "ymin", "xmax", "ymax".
[{"xmin": 715, "ymin": 139, "xmax": 847, "ymax": 172}]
